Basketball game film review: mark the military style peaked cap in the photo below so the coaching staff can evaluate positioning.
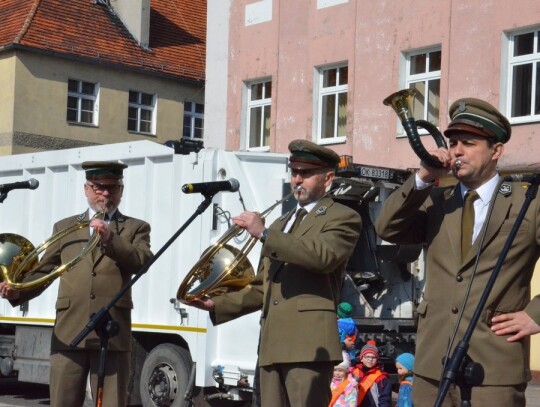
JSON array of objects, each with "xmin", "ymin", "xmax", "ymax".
[
  {"xmin": 288, "ymin": 139, "xmax": 340, "ymax": 170},
  {"xmin": 444, "ymin": 98, "xmax": 512, "ymax": 143},
  {"xmin": 81, "ymin": 161, "xmax": 127, "ymax": 181}
]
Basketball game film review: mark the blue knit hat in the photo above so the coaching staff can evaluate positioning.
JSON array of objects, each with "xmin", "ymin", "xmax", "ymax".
[{"xmin": 396, "ymin": 353, "xmax": 415, "ymax": 372}]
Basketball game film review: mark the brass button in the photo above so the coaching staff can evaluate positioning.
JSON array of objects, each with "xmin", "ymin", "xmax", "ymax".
[
  {"xmin": 451, "ymin": 307, "xmax": 458, "ymax": 314},
  {"xmin": 91, "ymin": 271, "xmax": 97, "ymax": 277},
  {"xmin": 273, "ymin": 300, "xmax": 279, "ymax": 305},
  {"xmin": 456, "ymin": 275, "xmax": 463, "ymax": 282},
  {"xmin": 90, "ymin": 294, "xmax": 95, "ymax": 299}
]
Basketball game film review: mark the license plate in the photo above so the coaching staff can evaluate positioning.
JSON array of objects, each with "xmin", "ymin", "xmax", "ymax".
[{"xmin": 360, "ymin": 167, "xmax": 390, "ymax": 180}]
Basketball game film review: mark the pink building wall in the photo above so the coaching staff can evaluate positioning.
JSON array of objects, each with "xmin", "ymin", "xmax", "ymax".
[{"xmin": 224, "ymin": 0, "xmax": 540, "ymax": 171}]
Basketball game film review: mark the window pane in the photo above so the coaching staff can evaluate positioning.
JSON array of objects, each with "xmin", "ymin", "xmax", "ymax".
[
  {"xmin": 67, "ymin": 109, "xmax": 77, "ymax": 122},
  {"xmin": 514, "ymin": 32, "xmax": 534, "ymax": 57},
  {"xmin": 194, "ymin": 127, "xmax": 203, "ymax": 139},
  {"xmin": 184, "ymin": 101, "xmax": 193, "ymax": 112},
  {"xmin": 81, "ymin": 82, "xmax": 95, "ymax": 95},
  {"xmin": 195, "ymin": 117, "xmax": 204, "ymax": 129},
  {"xmin": 128, "ymin": 118, "xmax": 137, "ymax": 131},
  {"xmin": 511, "ymin": 64, "xmax": 532, "ymax": 117},
  {"xmin": 81, "ymin": 99, "xmax": 94, "ymax": 111},
  {"xmin": 536, "ymin": 62, "xmax": 540, "ymax": 115},
  {"xmin": 427, "ymin": 79, "xmax": 440, "ymax": 125},
  {"xmin": 80, "ymin": 111, "xmax": 93, "ymax": 123},
  {"xmin": 323, "ymin": 68, "xmax": 337, "ymax": 88},
  {"xmin": 140, "ymin": 121, "xmax": 151, "ymax": 133},
  {"xmin": 339, "ymin": 66, "xmax": 348, "ymax": 85},
  {"xmin": 195, "ymin": 103, "xmax": 204, "ymax": 114},
  {"xmin": 263, "ymin": 106, "xmax": 271, "ymax": 146},
  {"xmin": 129, "ymin": 91, "xmax": 138, "ymax": 104},
  {"xmin": 410, "ymin": 54, "xmax": 426, "ymax": 75},
  {"xmin": 337, "ymin": 92, "xmax": 347, "ymax": 137},
  {"xmin": 140, "ymin": 93, "xmax": 153, "ymax": 106},
  {"xmin": 265, "ymin": 82, "xmax": 272, "ymax": 99},
  {"xmin": 249, "ymin": 107, "xmax": 262, "ymax": 147},
  {"xmin": 68, "ymin": 79, "xmax": 78, "ymax": 92},
  {"xmin": 183, "ymin": 124, "xmax": 191, "ymax": 138},
  {"xmin": 140, "ymin": 109, "xmax": 152, "ymax": 121},
  {"xmin": 251, "ymin": 83, "xmax": 263, "ymax": 101},
  {"xmin": 321, "ymin": 94, "xmax": 336, "ymax": 139},
  {"xmin": 429, "ymin": 51, "xmax": 441, "ymax": 72},
  {"xmin": 410, "ymin": 82, "xmax": 426, "ymax": 118},
  {"xmin": 128, "ymin": 107, "xmax": 138, "ymax": 120},
  {"xmin": 67, "ymin": 96, "xmax": 78, "ymax": 109}
]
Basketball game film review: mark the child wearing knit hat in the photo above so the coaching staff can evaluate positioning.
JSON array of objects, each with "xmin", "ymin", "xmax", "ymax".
[
  {"xmin": 329, "ymin": 358, "xmax": 358, "ymax": 406},
  {"xmin": 337, "ymin": 302, "xmax": 360, "ymax": 363},
  {"xmin": 395, "ymin": 353, "xmax": 415, "ymax": 407},
  {"xmin": 351, "ymin": 340, "xmax": 391, "ymax": 407}
]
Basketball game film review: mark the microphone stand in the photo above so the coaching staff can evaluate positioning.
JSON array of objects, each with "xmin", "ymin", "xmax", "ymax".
[
  {"xmin": 434, "ymin": 174, "xmax": 540, "ymax": 407},
  {"xmin": 70, "ymin": 193, "xmax": 216, "ymax": 407}
]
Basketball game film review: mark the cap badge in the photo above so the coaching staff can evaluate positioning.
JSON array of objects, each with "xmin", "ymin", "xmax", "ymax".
[
  {"xmin": 499, "ymin": 183, "xmax": 512, "ymax": 196},
  {"xmin": 316, "ymin": 206, "xmax": 327, "ymax": 216},
  {"xmin": 458, "ymin": 101, "xmax": 467, "ymax": 113}
]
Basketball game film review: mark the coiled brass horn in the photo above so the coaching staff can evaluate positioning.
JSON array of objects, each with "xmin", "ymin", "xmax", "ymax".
[
  {"xmin": 177, "ymin": 191, "xmax": 295, "ymax": 302},
  {"xmin": 0, "ymin": 212, "xmax": 104, "ymax": 291},
  {"xmin": 383, "ymin": 88, "xmax": 448, "ymax": 168}
]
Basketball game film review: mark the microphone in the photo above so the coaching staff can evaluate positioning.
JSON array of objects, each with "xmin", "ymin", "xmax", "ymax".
[
  {"xmin": 182, "ymin": 178, "xmax": 240, "ymax": 195},
  {"xmin": 0, "ymin": 178, "xmax": 40, "ymax": 194},
  {"xmin": 503, "ymin": 173, "xmax": 540, "ymax": 184}
]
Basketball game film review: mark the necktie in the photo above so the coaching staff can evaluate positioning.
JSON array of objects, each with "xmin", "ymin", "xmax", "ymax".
[
  {"xmin": 461, "ymin": 190, "xmax": 479, "ymax": 259},
  {"xmin": 288, "ymin": 208, "xmax": 307, "ymax": 233}
]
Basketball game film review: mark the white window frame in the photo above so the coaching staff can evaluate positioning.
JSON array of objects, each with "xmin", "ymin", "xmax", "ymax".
[
  {"xmin": 67, "ymin": 79, "xmax": 99, "ymax": 126},
  {"xmin": 128, "ymin": 90, "xmax": 156, "ymax": 135},
  {"xmin": 504, "ymin": 27, "xmax": 540, "ymax": 124},
  {"xmin": 314, "ymin": 63, "xmax": 348, "ymax": 145},
  {"xmin": 183, "ymin": 101, "xmax": 204, "ymax": 139},
  {"xmin": 245, "ymin": 79, "xmax": 272, "ymax": 151},
  {"xmin": 403, "ymin": 47, "xmax": 441, "ymax": 136}
]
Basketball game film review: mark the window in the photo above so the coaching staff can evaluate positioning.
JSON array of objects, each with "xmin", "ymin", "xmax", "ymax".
[
  {"xmin": 128, "ymin": 90, "xmax": 156, "ymax": 134},
  {"xmin": 183, "ymin": 102, "xmax": 204, "ymax": 139},
  {"xmin": 67, "ymin": 79, "xmax": 99, "ymax": 125},
  {"xmin": 246, "ymin": 80, "xmax": 272, "ymax": 149},
  {"xmin": 506, "ymin": 28, "xmax": 540, "ymax": 122},
  {"xmin": 405, "ymin": 48, "xmax": 441, "ymax": 127},
  {"xmin": 316, "ymin": 64, "xmax": 348, "ymax": 143}
]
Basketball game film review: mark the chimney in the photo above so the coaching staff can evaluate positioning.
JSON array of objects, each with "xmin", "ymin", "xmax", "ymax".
[{"xmin": 110, "ymin": 0, "xmax": 150, "ymax": 48}]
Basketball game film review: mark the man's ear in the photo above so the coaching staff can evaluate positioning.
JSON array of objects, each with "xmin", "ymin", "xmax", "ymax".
[{"xmin": 492, "ymin": 142, "xmax": 504, "ymax": 160}]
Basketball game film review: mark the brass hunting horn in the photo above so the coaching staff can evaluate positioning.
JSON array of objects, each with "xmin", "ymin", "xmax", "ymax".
[
  {"xmin": 177, "ymin": 191, "xmax": 295, "ymax": 302},
  {"xmin": 383, "ymin": 88, "xmax": 447, "ymax": 168},
  {"xmin": 0, "ymin": 212, "xmax": 104, "ymax": 291}
]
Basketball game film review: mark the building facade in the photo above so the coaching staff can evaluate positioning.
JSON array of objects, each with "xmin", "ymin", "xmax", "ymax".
[
  {"xmin": 205, "ymin": 0, "xmax": 540, "ymax": 378},
  {"xmin": 0, "ymin": 0, "xmax": 206, "ymax": 155}
]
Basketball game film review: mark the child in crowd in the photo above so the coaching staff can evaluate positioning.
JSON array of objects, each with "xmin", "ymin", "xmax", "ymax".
[
  {"xmin": 329, "ymin": 359, "xmax": 358, "ymax": 407},
  {"xmin": 337, "ymin": 302, "xmax": 360, "ymax": 363},
  {"xmin": 352, "ymin": 340, "xmax": 391, "ymax": 407},
  {"xmin": 395, "ymin": 352, "xmax": 415, "ymax": 407}
]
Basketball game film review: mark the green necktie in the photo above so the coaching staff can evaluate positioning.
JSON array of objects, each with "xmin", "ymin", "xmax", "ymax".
[
  {"xmin": 288, "ymin": 208, "xmax": 307, "ymax": 233},
  {"xmin": 461, "ymin": 190, "xmax": 479, "ymax": 259}
]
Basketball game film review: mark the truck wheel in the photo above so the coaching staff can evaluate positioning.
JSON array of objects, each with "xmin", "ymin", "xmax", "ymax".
[{"xmin": 140, "ymin": 343, "xmax": 193, "ymax": 407}]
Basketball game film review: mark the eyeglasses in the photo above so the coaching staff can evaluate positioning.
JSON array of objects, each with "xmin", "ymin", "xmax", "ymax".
[
  {"xmin": 86, "ymin": 183, "xmax": 123, "ymax": 194},
  {"xmin": 363, "ymin": 356, "xmax": 378, "ymax": 361}
]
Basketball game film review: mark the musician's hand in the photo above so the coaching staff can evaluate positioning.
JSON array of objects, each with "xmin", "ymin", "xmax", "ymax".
[
  {"xmin": 232, "ymin": 211, "xmax": 265, "ymax": 238},
  {"xmin": 182, "ymin": 297, "xmax": 215, "ymax": 312},
  {"xmin": 90, "ymin": 218, "xmax": 111, "ymax": 244},
  {"xmin": 0, "ymin": 282, "xmax": 20, "ymax": 300},
  {"xmin": 491, "ymin": 311, "xmax": 540, "ymax": 342},
  {"xmin": 417, "ymin": 147, "xmax": 452, "ymax": 183}
]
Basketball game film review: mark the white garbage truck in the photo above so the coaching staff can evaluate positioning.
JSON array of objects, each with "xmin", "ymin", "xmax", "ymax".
[{"xmin": 0, "ymin": 140, "xmax": 424, "ymax": 406}]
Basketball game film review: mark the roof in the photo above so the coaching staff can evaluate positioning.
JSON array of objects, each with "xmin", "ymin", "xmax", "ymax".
[{"xmin": 0, "ymin": 0, "xmax": 206, "ymax": 82}]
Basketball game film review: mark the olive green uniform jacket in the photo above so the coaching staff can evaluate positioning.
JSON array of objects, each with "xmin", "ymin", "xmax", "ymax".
[
  {"xmin": 14, "ymin": 210, "xmax": 152, "ymax": 352},
  {"xmin": 211, "ymin": 195, "xmax": 361, "ymax": 366},
  {"xmin": 375, "ymin": 175, "xmax": 540, "ymax": 385}
]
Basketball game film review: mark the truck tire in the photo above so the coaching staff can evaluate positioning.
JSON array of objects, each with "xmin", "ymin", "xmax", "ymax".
[{"xmin": 140, "ymin": 343, "xmax": 193, "ymax": 407}]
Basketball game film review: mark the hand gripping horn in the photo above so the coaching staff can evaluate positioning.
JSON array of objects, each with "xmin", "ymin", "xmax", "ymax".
[
  {"xmin": 177, "ymin": 191, "xmax": 295, "ymax": 302},
  {"xmin": 383, "ymin": 89, "xmax": 447, "ymax": 168},
  {"xmin": 0, "ymin": 212, "xmax": 104, "ymax": 291}
]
